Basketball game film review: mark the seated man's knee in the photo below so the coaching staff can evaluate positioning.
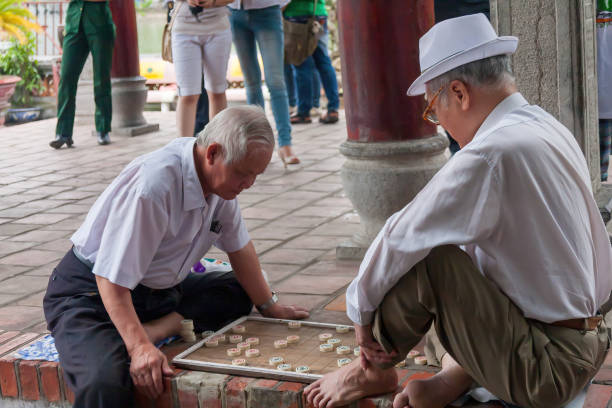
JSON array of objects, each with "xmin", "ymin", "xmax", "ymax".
[{"xmin": 78, "ymin": 362, "xmax": 131, "ymax": 402}]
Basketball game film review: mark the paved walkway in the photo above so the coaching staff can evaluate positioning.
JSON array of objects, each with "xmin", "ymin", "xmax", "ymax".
[{"xmin": 1, "ymin": 110, "xmax": 611, "ymax": 406}]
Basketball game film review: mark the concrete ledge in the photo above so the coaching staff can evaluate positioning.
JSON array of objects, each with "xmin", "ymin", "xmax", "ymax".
[{"xmin": 0, "ymin": 344, "xmax": 437, "ymax": 408}]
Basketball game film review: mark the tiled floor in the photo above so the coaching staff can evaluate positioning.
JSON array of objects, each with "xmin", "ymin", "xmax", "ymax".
[{"xmin": 1, "ymin": 110, "xmax": 612, "ymax": 406}]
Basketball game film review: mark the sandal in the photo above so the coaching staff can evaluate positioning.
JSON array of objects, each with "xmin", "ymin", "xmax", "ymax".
[
  {"xmin": 319, "ymin": 110, "xmax": 339, "ymax": 124},
  {"xmin": 290, "ymin": 114, "xmax": 312, "ymax": 124}
]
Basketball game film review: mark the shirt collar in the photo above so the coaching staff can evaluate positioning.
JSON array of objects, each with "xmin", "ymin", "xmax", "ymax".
[
  {"xmin": 473, "ymin": 92, "xmax": 529, "ymax": 140},
  {"xmin": 181, "ymin": 138, "xmax": 206, "ymax": 211}
]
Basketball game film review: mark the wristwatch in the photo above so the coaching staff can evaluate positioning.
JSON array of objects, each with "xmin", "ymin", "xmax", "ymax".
[{"xmin": 256, "ymin": 291, "xmax": 278, "ymax": 313}]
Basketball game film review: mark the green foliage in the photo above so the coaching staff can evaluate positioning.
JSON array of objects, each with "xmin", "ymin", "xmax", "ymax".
[
  {"xmin": 0, "ymin": 0, "xmax": 42, "ymax": 44},
  {"xmin": 136, "ymin": 0, "xmax": 154, "ymax": 15},
  {"xmin": 0, "ymin": 33, "xmax": 41, "ymax": 107}
]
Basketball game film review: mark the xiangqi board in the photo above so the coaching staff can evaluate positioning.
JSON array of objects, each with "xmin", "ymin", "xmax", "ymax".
[{"xmin": 172, "ymin": 316, "xmax": 360, "ymax": 383}]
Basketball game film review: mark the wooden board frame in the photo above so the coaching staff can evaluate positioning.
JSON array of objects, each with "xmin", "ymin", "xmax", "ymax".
[{"xmin": 172, "ymin": 316, "xmax": 355, "ymax": 383}]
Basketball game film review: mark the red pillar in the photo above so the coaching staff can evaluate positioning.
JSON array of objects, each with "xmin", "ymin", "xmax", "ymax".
[
  {"xmin": 109, "ymin": 0, "xmax": 140, "ymax": 78},
  {"xmin": 337, "ymin": 0, "xmax": 436, "ymax": 142}
]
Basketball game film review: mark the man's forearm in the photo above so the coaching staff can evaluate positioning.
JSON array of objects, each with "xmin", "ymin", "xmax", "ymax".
[{"xmin": 96, "ymin": 275, "xmax": 151, "ymax": 354}]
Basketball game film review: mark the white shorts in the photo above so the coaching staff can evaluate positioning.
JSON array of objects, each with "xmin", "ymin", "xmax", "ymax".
[{"xmin": 171, "ymin": 29, "xmax": 232, "ymax": 96}]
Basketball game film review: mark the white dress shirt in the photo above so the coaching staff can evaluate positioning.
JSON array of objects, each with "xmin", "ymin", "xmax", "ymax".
[
  {"xmin": 346, "ymin": 93, "xmax": 612, "ymax": 326},
  {"xmin": 228, "ymin": 0, "xmax": 289, "ymax": 10},
  {"xmin": 71, "ymin": 138, "xmax": 250, "ymax": 290}
]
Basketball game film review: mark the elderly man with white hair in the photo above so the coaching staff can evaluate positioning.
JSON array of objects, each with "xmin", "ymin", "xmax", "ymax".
[
  {"xmin": 304, "ymin": 13, "xmax": 612, "ymax": 408},
  {"xmin": 43, "ymin": 105, "xmax": 308, "ymax": 407}
]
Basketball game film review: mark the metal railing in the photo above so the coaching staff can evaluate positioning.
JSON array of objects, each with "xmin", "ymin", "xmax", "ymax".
[{"xmin": 23, "ymin": 1, "xmax": 69, "ymax": 56}]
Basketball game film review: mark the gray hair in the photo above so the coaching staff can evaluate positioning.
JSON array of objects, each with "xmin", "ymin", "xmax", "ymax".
[
  {"xmin": 196, "ymin": 105, "xmax": 275, "ymax": 164},
  {"xmin": 426, "ymin": 54, "xmax": 515, "ymax": 100}
]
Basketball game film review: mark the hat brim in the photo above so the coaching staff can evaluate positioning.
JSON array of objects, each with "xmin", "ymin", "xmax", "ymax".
[{"xmin": 406, "ymin": 36, "xmax": 518, "ymax": 96}]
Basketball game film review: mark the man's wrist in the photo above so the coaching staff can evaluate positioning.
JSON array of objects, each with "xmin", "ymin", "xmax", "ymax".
[{"xmin": 256, "ymin": 291, "xmax": 278, "ymax": 313}]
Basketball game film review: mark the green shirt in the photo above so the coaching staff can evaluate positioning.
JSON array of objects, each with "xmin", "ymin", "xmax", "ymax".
[{"xmin": 283, "ymin": 0, "xmax": 327, "ymax": 18}]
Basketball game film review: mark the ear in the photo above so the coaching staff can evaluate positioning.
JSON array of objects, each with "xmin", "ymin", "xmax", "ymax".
[
  {"xmin": 205, "ymin": 143, "xmax": 222, "ymax": 165},
  {"xmin": 449, "ymin": 80, "xmax": 470, "ymax": 111}
]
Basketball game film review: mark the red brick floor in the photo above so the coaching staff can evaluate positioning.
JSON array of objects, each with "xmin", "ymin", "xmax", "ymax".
[{"xmin": 0, "ymin": 111, "xmax": 611, "ymax": 406}]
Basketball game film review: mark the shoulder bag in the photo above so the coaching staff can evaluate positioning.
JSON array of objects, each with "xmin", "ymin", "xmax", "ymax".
[
  {"xmin": 162, "ymin": 1, "xmax": 184, "ymax": 63},
  {"xmin": 283, "ymin": 0, "xmax": 323, "ymax": 66}
]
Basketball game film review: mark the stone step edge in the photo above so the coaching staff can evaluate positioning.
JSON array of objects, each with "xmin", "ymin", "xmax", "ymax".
[{"xmin": 0, "ymin": 356, "xmax": 434, "ymax": 407}]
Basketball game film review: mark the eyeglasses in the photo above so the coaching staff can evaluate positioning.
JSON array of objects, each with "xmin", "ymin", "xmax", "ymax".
[{"xmin": 422, "ymin": 85, "xmax": 444, "ymax": 125}]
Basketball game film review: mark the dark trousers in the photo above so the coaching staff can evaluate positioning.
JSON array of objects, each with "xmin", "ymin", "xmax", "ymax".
[
  {"xmin": 55, "ymin": 1, "xmax": 115, "ymax": 137},
  {"xmin": 194, "ymin": 81, "xmax": 209, "ymax": 136},
  {"xmin": 43, "ymin": 249, "xmax": 252, "ymax": 407}
]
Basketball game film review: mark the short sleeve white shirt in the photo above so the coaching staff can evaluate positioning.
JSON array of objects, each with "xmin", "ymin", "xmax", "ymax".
[
  {"xmin": 71, "ymin": 138, "xmax": 250, "ymax": 290},
  {"xmin": 346, "ymin": 93, "xmax": 612, "ymax": 326}
]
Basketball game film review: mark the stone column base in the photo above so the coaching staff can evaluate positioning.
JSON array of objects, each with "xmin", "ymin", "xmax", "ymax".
[
  {"xmin": 111, "ymin": 75, "xmax": 158, "ymax": 136},
  {"xmin": 336, "ymin": 134, "xmax": 449, "ymax": 260},
  {"xmin": 90, "ymin": 123, "xmax": 159, "ymax": 138}
]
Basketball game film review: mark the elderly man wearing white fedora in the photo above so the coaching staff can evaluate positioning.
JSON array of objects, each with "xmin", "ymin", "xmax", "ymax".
[{"xmin": 304, "ymin": 13, "xmax": 612, "ymax": 408}]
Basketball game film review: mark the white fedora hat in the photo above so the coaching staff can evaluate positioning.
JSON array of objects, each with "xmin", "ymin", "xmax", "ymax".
[{"xmin": 407, "ymin": 13, "xmax": 518, "ymax": 96}]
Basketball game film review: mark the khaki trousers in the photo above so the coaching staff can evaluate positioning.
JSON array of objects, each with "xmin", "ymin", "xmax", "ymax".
[{"xmin": 372, "ymin": 245, "xmax": 610, "ymax": 408}]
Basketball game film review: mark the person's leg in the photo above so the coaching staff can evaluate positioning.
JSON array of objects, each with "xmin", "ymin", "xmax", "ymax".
[
  {"xmin": 201, "ymin": 30, "xmax": 232, "ymax": 119},
  {"xmin": 194, "ymin": 84, "xmax": 209, "ymax": 136},
  {"xmin": 172, "ymin": 33, "xmax": 204, "ymax": 137},
  {"xmin": 176, "ymin": 271, "xmax": 253, "ymax": 332},
  {"xmin": 51, "ymin": 306, "xmax": 134, "ymax": 407},
  {"xmin": 84, "ymin": 2, "xmax": 115, "ymax": 144},
  {"xmin": 208, "ymin": 92, "xmax": 227, "ymax": 120},
  {"xmin": 53, "ymin": 22, "xmax": 90, "ymax": 147},
  {"xmin": 376, "ymin": 245, "xmax": 607, "ymax": 408},
  {"xmin": 177, "ymin": 95, "xmax": 200, "ymax": 137},
  {"xmin": 284, "ymin": 63, "xmax": 297, "ymax": 112},
  {"xmin": 600, "ymin": 119, "xmax": 611, "ymax": 182},
  {"xmin": 312, "ymin": 24, "xmax": 339, "ymax": 123},
  {"xmin": 43, "ymin": 251, "xmax": 133, "ymax": 407},
  {"xmin": 312, "ymin": 69, "xmax": 321, "ymax": 111},
  {"xmin": 293, "ymin": 55, "xmax": 315, "ymax": 120},
  {"xmin": 306, "ymin": 245, "xmax": 608, "ymax": 408},
  {"xmin": 251, "ymin": 6, "xmax": 294, "ymax": 149},
  {"xmin": 230, "ymin": 9, "xmax": 265, "ymax": 108}
]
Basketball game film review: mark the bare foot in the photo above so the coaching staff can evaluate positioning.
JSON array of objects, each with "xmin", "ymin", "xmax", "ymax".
[
  {"xmin": 393, "ymin": 354, "xmax": 472, "ymax": 408},
  {"xmin": 142, "ymin": 312, "xmax": 183, "ymax": 344},
  {"xmin": 304, "ymin": 358, "xmax": 397, "ymax": 408}
]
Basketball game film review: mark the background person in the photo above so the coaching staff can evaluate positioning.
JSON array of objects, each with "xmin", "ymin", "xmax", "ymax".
[
  {"xmin": 284, "ymin": 0, "xmax": 339, "ymax": 125},
  {"xmin": 228, "ymin": 0, "xmax": 300, "ymax": 166},
  {"xmin": 172, "ymin": 0, "xmax": 234, "ymax": 137},
  {"xmin": 597, "ymin": 0, "xmax": 612, "ymax": 181},
  {"xmin": 51, "ymin": 0, "xmax": 115, "ymax": 149}
]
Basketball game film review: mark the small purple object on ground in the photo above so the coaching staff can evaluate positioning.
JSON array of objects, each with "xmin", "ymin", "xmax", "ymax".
[{"xmin": 191, "ymin": 261, "xmax": 206, "ymax": 274}]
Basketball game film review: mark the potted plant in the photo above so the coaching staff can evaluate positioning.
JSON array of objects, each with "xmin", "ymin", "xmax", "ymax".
[
  {"xmin": 0, "ymin": 0, "xmax": 41, "ymax": 125},
  {"xmin": 0, "ymin": 33, "xmax": 44, "ymax": 123}
]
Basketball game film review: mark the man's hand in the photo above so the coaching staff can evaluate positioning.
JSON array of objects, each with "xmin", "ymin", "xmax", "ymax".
[
  {"xmin": 261, "ymin": 302, "xmax": 309, "ymax": 320},
  {"xmin": 187, "ymin": 0, "xmax": 200, "ymax": 7},
  {"xmin": 354, "ymin": 323, "xmax": 397, "ymax": 369},
  {"xmin": 129, "ymin": 342, "xmax": 174, "ymax": 400}
]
